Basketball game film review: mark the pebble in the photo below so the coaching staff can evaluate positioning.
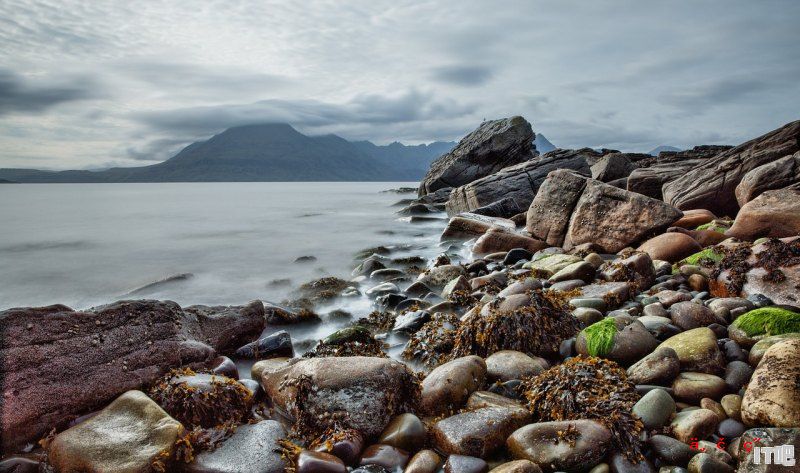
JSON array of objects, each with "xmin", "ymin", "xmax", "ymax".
[
  {"xmin": 377, "ymin": 413, "xmax": 426, "ymax": 452},
  {"xmin": 359, "ymin": 444, "xmax": 409, "ymax": 470},
  {"xmin": 633, "ymin": 388, "xmax": 676, "ymax": 429}
]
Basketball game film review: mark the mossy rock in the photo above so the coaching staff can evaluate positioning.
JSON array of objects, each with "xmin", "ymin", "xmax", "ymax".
[
  {"xmin": 576, "ymin": 317, "xmax": 659, "ymax": 366},
  {"xmin": 582, "ymin": 317, "xmax": 617, "ymax": 357},
  {"xmin": 678, "ymin": 248, "xmax": 725, "ymax": 267},
  {"xmin": 695, "ymin": 222, "xmax": 729, "ymax": 233},
  {"xmin": 728, "ymin": 307, "xmax": 800, "ymax": 347},
  {"xmin": 523, "ymin": 254, "xmax": 582, "ymax": 276},
  {"xmin": 323, "ymin": 325, "xmax": 374, "ymax": 345}
]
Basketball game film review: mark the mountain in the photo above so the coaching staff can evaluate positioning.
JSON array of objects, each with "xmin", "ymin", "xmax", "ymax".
[
  {"xmin": 534, "ymin": 134, "xmax": 556, "ymax": 153},
  {"xmin": 0, "ymin": 124, "xmax": 455, "ymax": 183},
  {"xmin": 647, "ymin": 145, "xmax": 681, "ymax": 156}
]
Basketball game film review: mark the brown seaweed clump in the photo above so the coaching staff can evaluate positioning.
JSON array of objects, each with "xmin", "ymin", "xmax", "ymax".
[
  {"xmin": 296, "ymin": 276, "xmax": 354, "ymax": 303},
  {"xmin": 402, "ymin": 312, "xmax": 461, "ymax": 368},
  {"xmin": 451, "ymin": 290, "xmax": 581, "ymax": 359},
  {"xmin": 304, "ymin": 324, "xmax": 387, "ymax": 358},
  {"xmin": 523, "ymin": 356, "xmax": 643, "ymax": 460},
  {"xmin": 149, "ymin": 368, "xmax": 252, "ymax": 429},
  {"xmin": 711, "ymin": 238, "xmax": 800, "ymax": 295}
]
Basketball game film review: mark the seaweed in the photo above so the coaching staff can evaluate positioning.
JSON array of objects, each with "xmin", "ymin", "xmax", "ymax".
[
  {"xmin": 679, "ymin": 247, "xmax": 725, "ymax": 267},
  {"xmin": 402, "ymin": 312, "xmax": 461, "ymax": 368},
  {"xmin": 582, "ymin": 318, "xmax": 617, "ymax": 357},
  {"xmin": 450, "ymin": 290, "xmax": 581, "ymax": 359},
  {"xmin": 732, "ymin": 307, "xmax": 800, "ymax": 337},
  {"xmin": 711, "ymin": 238, "xmax": 800, "ymax": 295},
  {"xmin": 523, "ymin": 356, "xmax": 643, "ymax": 461}
]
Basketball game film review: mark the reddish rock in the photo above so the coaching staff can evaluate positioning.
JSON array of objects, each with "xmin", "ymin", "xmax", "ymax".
[
  {"xmin": 725, "ymin": 188, "xmax": 800, "ymax": 240},
  {"xmin": 473, "ymin": 227, "xmax": 548, "ymax": 255},
  {"xmin": 672, "ymin": 209, "xmax": 717, "ymax": 229},
  {"xmin": 0, "ymin": 300, "xmax": 265, "ymax": 451},
  {"xmin": 441, "ymin": 213, "xmax": 516, "ymax": 240},
  {"xmin": 735, "ymin": 151, "xmax": 800, "ymax": 206},
  {"xmin": 637, "ymin": 232, "xmax": 702, "ymax": 263}
]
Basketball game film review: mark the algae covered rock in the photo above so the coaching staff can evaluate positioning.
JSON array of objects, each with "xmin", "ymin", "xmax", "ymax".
[
  {"xmin": 48, "ymin": 390, "xmax": 184, "ymax": 473},
  {"xmin": 658, "ymin": 327, "xmax": 726, "ymax": 375},
  {"xmin": 506, "ymin": 420, "xmax": 612, "ymax": 472},
  {"xmin": 576, "ymin": 317, "xmax": 659, "ymax": 366},
  {"xmin": 728, "ymin": 307, "xmax": 800, "ymax": 347}
]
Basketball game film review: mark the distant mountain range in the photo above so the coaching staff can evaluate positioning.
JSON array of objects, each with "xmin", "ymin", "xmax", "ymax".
[
  {"xmin": 0, "ymin": 124, "xmax": 456, "ymax": 183},
  {"xmin": 647, "ymin": 145, "xmax": 682, "ymax": 156}
]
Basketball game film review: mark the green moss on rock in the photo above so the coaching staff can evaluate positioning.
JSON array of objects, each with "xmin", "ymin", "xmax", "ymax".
[
  {"xmin": 732, "ymin": 307, "xmax": 800, "ymax": 337},
  {"xmin": 679, "ymin": 248, "xmax": 725, "ymax": 267},
  {"xmin": 582, "ymin": 317, "xmax": 617, "ymax": 356}
]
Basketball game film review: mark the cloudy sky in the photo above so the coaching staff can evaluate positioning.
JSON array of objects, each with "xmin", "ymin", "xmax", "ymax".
[{"xmin": 1, "ymin": 0, "xmax": 798, "ymax": 170}]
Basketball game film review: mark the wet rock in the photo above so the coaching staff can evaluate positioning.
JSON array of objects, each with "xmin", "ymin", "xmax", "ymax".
[
  {"xmin": 524, "ymin": 253, "xmax": 582, "ymax": 275},
  {"xmin": 432, "ymin": 406, "xmax": 531, "ymax": 458},
  {"xmin": 741, "ymin": 339, "xmax": 800, "ymax": 427},
  {"xmin": 673, "ymin": 209, "xmax": 717, "ymax": 229},
  {"xmin": 485, "ymin": 350, "xmax": 545, "ymax": 382},
  {"xmin": 574, "ymin": 307, "xmax": 604, "ymax": 325},
  {"xmin": 377, "ymin": 413, "xmax": 426, "ymax": 453},
  {"xmin": 393, "ymin": 310, "xmax": 431, "ymax": 334},
  {"xmin": 48, "ymin": 390, "xmax": 184, "ymax": 473},
  {"xmin": 442, "ymin": 275, "xmax": 471, "ymax": 299},
  {"xmin": 185, "ymin": 421, "xmax": 288, "ymax": 473},
  {"xmin": 441, "ymin": 213, "xmax": 516, "ymax": 240},
  {"xmin": 489, "ymin": 460, "xmax": 543, "ymax": 473},
  {"xmin": 420, "ymin": 116, "xmax": 535, "ymax": 196},
  {"xmin": 505, "ymin": 248, "xmax": 534, "ymax": 265},
  {"xmin": 627, "ymin": 347, "xmax": 682, "ymax": 385},
  {"xmin": 447, "ymin": 149, "xmax": 592, "ymax": 215},
  {"xmin": 669, "ymin": 302, "xmax": 717, "ymax": 331},
  {"xmin": 0, "ymin": 457, "xmax": 41, "ymax": 473},
  {"xmin": 210, "ymin": 355, "xmax": 238, "ymax": 379},
  {"xmin": 149, "ymin": 371, "xmax": 252, "ymax": 428},
  {"xmin": 610, "ymin": 453, "xmax": 656, "ymax": 473},
  {"xmin": 687, "ymin": 453, "xmax": 734, "ymax": 473},
  {"xmin": 359, "ymin": 444, "xmax": 410, "ymax": 470},
  {"xmin": 577, "ymin": 282, "xmax": 632, "ymax": 309},
  {"xmin": 600, "ymin": 252, "xmax": 656, "ymax": 290},
  {"xmin": 365, "ymin": 282, "xmax": 400, "ymax": 296},
  {"xmin": 444, "ymin": 455, "xmax": 489, "ymax": 473},
  {"xmin": 663, "ymin": 120, "xmax": 800, "ymax": 216},
  {"xmin": 655, "ymin": 290, "xmax": 693, "ymax": 307},
  {"xmin": 260, "ymin": 357, "xmax": 419, "ymax": 438},
  {"xmin": 670, "ymin": 408, "xmax": 719, "ymax": 443},
  {"xmin": 550, "ymin": 261, "xmax": 596, "ymax": 283},
  {"xmin": 726, "ymin": 188, "xmax": 800, "ymax": 240},
  {"xmin": 672, "ymin": 372, "xmax": 728, "ymax": 404},
  {"xmin": 417, "ymin": 264, "xmax": 467, "ymax": 290},
  {"xmin": 0, "ymin": 300, "xmax": 263, "ymax": 450},
  {"xmin": 649, "ymin": 434, "xmax": 696, "ymax": 467},
  {"xmin": 638, "ymin": 233, "xmax": 702, "ymax": 263},
  {"xmin": 472, "ymin": 197, "xmax": 525, "ymax": 219},
  {"xmin": 724, "ymin": 360, "xmax": 753, "ymax": 392},
  {"xmin": 466, "ymin": 390, "xmax": 528, "ymax": 411},
  {"xmin": 420, "ymin": 355, "xmax": 486, "ymax": 415},
  {"xmin": 405, "ymin": 450, "xmax": 442, "ymax": 473},
  {"xmin": 576, "ymin": 317, "xmax": 659, "ymax": 366},
  {"xmin": 353, "ymin": 256, "xmax": 387, "ymax": 276},
  {"xmin": 633, "ymin": 388, "xmax": 676, "ymax": 429},
  {"xmin": 296, "ymin": 450, "xmax": 347, "ymax": 473},
  {"xmin": 700, "ymin": 398, "xmax": 727, "ymax": 421},
  {"xmin": 312, "ymin": 429, "xmax": 365, "ymax": 466},
  {"xmin": 473, "ymin": 227, "xmax": 548, "ymax": 254},
  {"xmin": 718, "ymin": 418, "xmax": 745, "ymax": 438},
  {"xmin": 234, "ymin": 330, "xmax": 294, "ymax": 359},
  {"xmin": 506, "ymin": 420, "xmax": 612, "ymax": 472},
  {"xmin": 658, "ymin": 328, "xmax": 726, "ymax": 375},
  {"xmin": 720, "ymin": 394, "xmax": 742, "ymax": 421},
  {"xmin": 371, "ymin": 268, "xmax": 407, "ymax": 281}
]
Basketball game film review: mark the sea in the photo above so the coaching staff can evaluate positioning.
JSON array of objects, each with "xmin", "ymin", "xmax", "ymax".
[{"xmin": 0, "ymin": 182, "xmax": 461, "ymax": 358}]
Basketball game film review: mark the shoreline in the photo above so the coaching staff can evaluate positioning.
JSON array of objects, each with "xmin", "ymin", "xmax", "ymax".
[{"xmin": 2, "ymin": 117, "xmax": 799, "ymax": 472}]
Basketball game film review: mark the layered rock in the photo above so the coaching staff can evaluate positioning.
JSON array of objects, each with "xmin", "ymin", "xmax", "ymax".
[
  {"xmin": 446, "ymin": 148, "xmax": 595, "ymax": 215},
  {"xmin": 527, "ymin": 170, "xmax": 682, "ymax": 253},
  {"xmin": 0, "ymin": 300, "xmax": 265, "ymax": 450},
  {"xmin": 419, "ymin": 116, "xmax": 535, "ymax": 196},
  {"xmin": 626, "ymin": 146, "xmax": 729, "ymax": 200},
  {"xmin": 663, "ymin": 120, "xmax": 800, "ymax": 215},
  {"xmin": 735, "ymin": 151, "xmax": 800, "ymax": 205}
]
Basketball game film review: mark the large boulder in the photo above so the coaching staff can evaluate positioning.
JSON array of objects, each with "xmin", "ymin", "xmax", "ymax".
[
  {"xmin": 663, "ymin": 120, "xmax": 800, "ymax": 216},
  {"xmin": 741, "ymin": 339, "xmax": 800, "ymax": 427},
  {"xmin": 472, "ymin": 227, "xmax": 548, "ymax": 255},
  {"xmin": 590, "ymin": 153, "xmax": 636, "ymax": 182},
  {"xmin": 527, "ymin": 171, "xmax": 683, "ymax": 252},
  {"xmin": 446, "ymin": 148, "xmax": 594, "ymax": 215},
  {"xmin": 725, "ymin": 188, "xmax": 800, "ymax": 240},
  {"xmin": 419, "ymin": 117, "xmax": 535, "ymax": 196},
  {"xmin": 0, "ymin": 300, "xmax": 265, "ymax": 451},
  {"xmin": 441, "ymin": 213, "xmax": 516, "ymax": 241},
  {"xmin": 48, "ymin": 390, "xmax": 184, "ymax": 473},
  {"xmin": 735, "ymin": 151, "xmax": 800, "ymax": 206},
  {"xmin": 184, "ymin": 421, "xmax": 287, "ymax": 473},
  {"xmin": 259, "ymin": 356, "xmax": 419, "ymax": 438},
  {"xmin": 626, "ymin": 145, "xmax": 729, "ymax": 200}
]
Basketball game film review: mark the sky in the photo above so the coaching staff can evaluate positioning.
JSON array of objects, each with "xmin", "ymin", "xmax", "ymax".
[{"xmin": 0, "ymin": 0, "xmax": 799, "ymax": 170}]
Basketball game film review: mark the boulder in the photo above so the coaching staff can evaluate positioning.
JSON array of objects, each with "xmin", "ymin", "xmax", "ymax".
[
  {"xmin": 259, "ymin": 356, "xmax": 419, "ymax": 438},
  {"xmin": 441, "ymin": 213, "xmax": 516, "ymax": 240},
  {"xmin": 663, "ymin": 120, "xmax": 800, "ymax": 215},
  {"xmin": 432, "ymin": 406, "xmax": 531, "ymax": 458},
  {"xmin": 420, "ymin": 356, "xmax": 486, "ymax": 415},
  {"xmin": 420, "ymin": 116, "xmax": 535, "ymax": 196},
  {"xmin": 725, "ymin": 188, "xmax": 800, "ymax": 240},
  {"xmin": 590, "ymin": 153, "xmax": 636, "ymax": 182},
  {"xmin": 473, "ymin": 227, "xmax": 548, "ymax": 255},
  {"xmin": 526, "ymin": 169, "xmax": 589, "ymax": 246},
  {"xmin": 672, "ymin": 209, "xmax": 717, "ymax": 229},
  {"xmin": 184, "ymin": 421, "xmax": 287, "ymax": 473},
  {"xmin": 506, "ymin": 420, "xmax": 612, "ymax": 472},
  {"xmin": 48, "ymin": 390, "xmax": 184, "ymax": 473},
  {"xmin": 0, "ymin": 300, "xmax": 264, "ymax": 451},
  {"xmin": 446, "ymin": 148, "xmax": 593, "ymax": 215},
  {"xmin": 637, "ymin": 233, "xmax": 702, "ymax": 263},
  {"xmin": 741, "ymin": 339, "xmax": 800, "ymax": 427},
  {"xmin": 735, "ymin": 151, "xmax": 800, "ymax": 206},
  {"xmin": 472, "ymin": 197, "xmax": 524, "ymax": 219}
]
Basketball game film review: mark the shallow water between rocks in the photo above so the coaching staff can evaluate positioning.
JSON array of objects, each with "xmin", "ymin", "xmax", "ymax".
[{"xmin": 0, "ymin": 182, "xmax": 467, "ymax": 369}]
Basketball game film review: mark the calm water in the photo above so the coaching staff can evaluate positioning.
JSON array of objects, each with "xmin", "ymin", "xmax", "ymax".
[{"xmin": 0, "ymin": 183, "xmax": 452, "ymax": 314}]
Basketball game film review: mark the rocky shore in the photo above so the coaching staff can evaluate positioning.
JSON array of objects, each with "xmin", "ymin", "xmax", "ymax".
[{"xmin": 2, "ymin": 116, "xmax": 800, "ymax": 472}]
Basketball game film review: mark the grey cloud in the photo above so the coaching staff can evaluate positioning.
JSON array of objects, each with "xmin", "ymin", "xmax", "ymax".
[
  {"xmin": 430, "ymin": 65, "xmax": 493, "ymax": 87},
  {"xmin": 658, "ymin": 76, "xmax": 787, "ymax": 113},
  {"xmin": 0, "ymin": 69, "xmax": 98, "ymax": 115}
]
